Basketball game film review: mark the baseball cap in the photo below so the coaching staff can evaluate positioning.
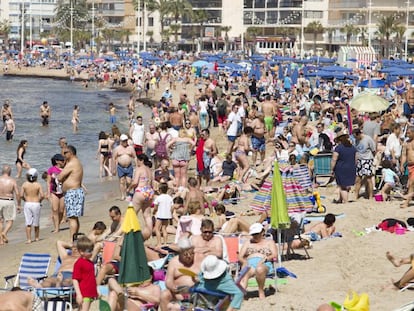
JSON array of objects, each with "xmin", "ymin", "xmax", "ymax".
[
  {"xmin": 249, "ymin": 223, "xmax": 264, "ymax": 235},
  {"xmin": 120, "ymin": 134, "xmax": 128, "ymax": 141}
]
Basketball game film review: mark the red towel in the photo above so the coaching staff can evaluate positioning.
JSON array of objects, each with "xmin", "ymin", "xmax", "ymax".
[{"xmin": 196, "ymin": 137, "xmax": 205, "ymax": 172}]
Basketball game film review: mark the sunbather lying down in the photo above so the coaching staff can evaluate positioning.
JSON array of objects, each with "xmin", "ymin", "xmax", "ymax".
[
  {"xmin": 0, "ymin": 287, "xmax": 43, "ymax": 310},
  {"xmin": 386, "ymin": 251, "xmax": 414, "ymax": 289}
]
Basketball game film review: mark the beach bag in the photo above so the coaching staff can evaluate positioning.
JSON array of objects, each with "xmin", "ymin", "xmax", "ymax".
[{"xmin": 155, "ymin": 133, "xmax": 170, "ymax": 159}]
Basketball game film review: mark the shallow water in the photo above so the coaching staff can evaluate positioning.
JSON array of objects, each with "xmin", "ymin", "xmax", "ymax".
[{"xmin": 0, "ymin": 76, "xmax": 145, "ymax": 190}]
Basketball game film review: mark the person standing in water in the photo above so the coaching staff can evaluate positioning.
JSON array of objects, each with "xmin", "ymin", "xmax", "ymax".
[
  {"xmin": 72, "ymin": 105, "xmax": 80, "ymax": 133},
  {"xmin": 15, "ymin": 140, "xmax": 30, "ymax": 178},
  {"xmin": 40, "ymin": 101, "xmax": 51, "ymax": 126}
]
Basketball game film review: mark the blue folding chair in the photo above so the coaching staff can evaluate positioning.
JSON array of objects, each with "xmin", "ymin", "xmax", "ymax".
[{"xmin": 4, "ymin": 253, "xmax": 51, "ymax": 289}]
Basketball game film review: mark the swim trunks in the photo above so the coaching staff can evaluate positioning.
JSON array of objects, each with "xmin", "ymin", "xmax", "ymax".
[
  {"xmin": 264, "ymin": 116, "xmax": 273, "ymax": 132},
  {"xmin": 251, "ymin": 136, "xmax": 266, "ymax": 152},
  {"xmin": 117, "ymin": 164, "xmax": 133, "ymax": 178},
  {"xmin": 0, "ymin": 199, "xmax": 16, "ymax": 221},
  {"xmin": 64, "ymin": 188, "xmax": 85, "ymax": 218},
  {"xmin": 23, "ymin": 202, "xmax": 41, "ymax": 226},
  {"xmin": 408, "ymin": 164, "xmax": 414, "ymax": 181},
  {"xmin": 356, "ymin": 159, "xmax": 374, "ymax": 177}
]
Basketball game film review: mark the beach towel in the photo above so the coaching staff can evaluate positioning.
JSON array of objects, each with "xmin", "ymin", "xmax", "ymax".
[{"xmin": 292, "ymin": 164, "xmax": 313, "ymax": 190}]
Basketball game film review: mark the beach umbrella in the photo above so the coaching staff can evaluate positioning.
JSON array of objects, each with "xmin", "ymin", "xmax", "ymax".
[
  {"xmin": 350, "ymin": 91, "xmax": 390, "ymax": 113},
  {"xmin": 118, "ymin": 203, "xmax": 151, "ymax": 287},
  {"xmin": 359, "ymin": 79, "xmax": 386, "ymax": 88},
  {"xmin": 270, "ymin": 161, "xmax": 290, "ymax": 267},
  {"xmin": 192, "ymin": 60, "xmax": 209, "ymax": 67}
]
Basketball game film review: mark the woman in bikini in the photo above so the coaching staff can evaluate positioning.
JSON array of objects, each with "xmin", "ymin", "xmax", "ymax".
[
  {"xmin": 167, "ymin": 129, "xmax": 196, "ymax": 188},
  {"xmin": 97, "ymin": 131, "xmax": 113, "ymax": 179},
  {"xmin": 234, "ymin": 126, "xmax": 253, "ymax": 182},
  {"xmin": 238, "ymin": 223, "xmax": 277, "ymax": 299},
  {"xmin": 129, "ymin": 154, "xmax": 154, "ymax": 240},
  {"xmin": 71, "ymin": 105, "xmax": 80, "ymax": 133},
  {"xmin": 47, "ymin": 154, "xmax": 66, "ymax": 233}
]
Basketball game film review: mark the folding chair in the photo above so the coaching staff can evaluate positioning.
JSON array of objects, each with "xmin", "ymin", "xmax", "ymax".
[
  {"xmin": 284, "ymin": 213, "xmax": 311, "ymax": 260},
  {"xmin": 4, "ymin": 253, "xmax": 51, "ymax": 289},
  {"xmin": 313, "ymin": 153, "xmax": 333, "ymax": 186},
  {"xmin": 219, "ymin": 234, "xmax": 240, "ymax": 276},
  {"xmin": 43, "ymin": 298, "xmax": 73, "ymax": 311}
]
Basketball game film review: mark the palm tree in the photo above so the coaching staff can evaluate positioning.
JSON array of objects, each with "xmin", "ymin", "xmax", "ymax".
[
  {"xmin": 326, "ymin": 27, "xmax": 335, "ymax": 54},
  {"xmin": 169, "ymin": 23, "xmax": 181, "ymax": 45},
  {"xmin": 221, "ymin": 25, "xmax": 232, "ymax": 52},
  {"xmin": 142, "ymin": 0, "xmax": 170, "ymax": 35},
  {"xmin": 305, "ymin": 21, "xmax": 324, "ymax": 54},
  {"xmin": 165, "ymin": 0, "xmax": 192, "ymax": 46},
  {"xmin": 191, "ymin": 9, "xmax": 208, "ymax": 51},
  {"xmin": 394, "ymin": 25, "xmax": 406, "ymax": 58},
  {"xmin": 341, "ymin": 24, "xmax": 360, "ymax": 46},
  {"xmin": 246, "ymin": 26, "xmax": 262, "ymax": 54},
  {"xmin": 0, "ymin": 20, "xmax": 10, "ymax": 49},
  {"xmin": 375, "ymin": 15, "xmax": 400, "ymax": 58},
  {"xmin": 359, "ymin": 27, "xmax": 368, "ymax": 47}
]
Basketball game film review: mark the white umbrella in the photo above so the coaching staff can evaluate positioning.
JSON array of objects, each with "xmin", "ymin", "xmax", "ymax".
[{"xmin": 350, "ymin": 91, "xmax": 390, "ymax": 112}]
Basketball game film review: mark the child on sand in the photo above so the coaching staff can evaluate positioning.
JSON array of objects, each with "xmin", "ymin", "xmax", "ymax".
[
  {"xmin": 380, "ymin": 159, "xmax": 400, "ymax": 201},
  {"xmin": 304, "ymin": 213, "xmax": 336, "ymax": 241},
  {"xmin": 153, "ymin": 183, "xmax": 173, "ymax": 246},
  {"xmin": 73, "ymin": 236, "xmax": 99, "ymax": 310},
  {"xmin": 21, "ymin": 168, "xmax": 44, "ymax": 244}
]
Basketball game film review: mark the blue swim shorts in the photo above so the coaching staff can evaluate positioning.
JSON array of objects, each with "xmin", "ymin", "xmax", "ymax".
[
  {"xmin": 247, "ymin": 257, "xmax": 274, "ymax": 274},
  {"xmin": 117, "ymin": 164, "xmax": 133, "ymax": 178},
  {"xmin": 251, "ymin": 136, "xmax": 266, "ymax": 152},
  {"xmin": 64, "ymin": 188, "xmax": 85, "ymax": 218}
]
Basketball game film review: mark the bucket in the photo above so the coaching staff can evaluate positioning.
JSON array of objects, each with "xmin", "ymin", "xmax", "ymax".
[{"xmin": 374, "ymin": 193, "xmax": 383, "ymax": 202}]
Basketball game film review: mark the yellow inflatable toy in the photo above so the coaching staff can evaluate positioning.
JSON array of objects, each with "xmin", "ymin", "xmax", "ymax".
[{"xmin": 343, "ymin": 290, "xmax": 369, "ymax": 311}]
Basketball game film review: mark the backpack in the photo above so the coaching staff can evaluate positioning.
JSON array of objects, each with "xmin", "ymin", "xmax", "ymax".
[{"xmin": 155, "ymin": 133, "xmax": 170, "ymax": 159}]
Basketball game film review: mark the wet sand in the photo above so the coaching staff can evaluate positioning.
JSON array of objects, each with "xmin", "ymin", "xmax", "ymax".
[{"xmin": 0, "ymin": 64, "xmax": 413, "ymax": 310}]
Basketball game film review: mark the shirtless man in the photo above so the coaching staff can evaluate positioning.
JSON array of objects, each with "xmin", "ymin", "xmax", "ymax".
[
  {"xmin": 199, "ymin": 128, "xmax": 218, "ymax": 186},
  {"xmin": 28, "ymin": 239, "xmax": 80, "ymax": 288},
  {"xmin": 57, "ymin": 145, "xmax": 84, "ymax": 240},
  {"xmin": 262, "ymin": 95, "xmax": 276, "ymax": 138},
  {"xmin": 0, "ymin": 289, "xmax": 40, "ymax": 310},
  {"xmin": 1, "ymin": 114, "xmax": 15, "ymax": 141},
  {"xmin": 160, "ymin": 238, "xmax": 201, "ymax": 311},
  {"xmin": 144, "ymin": 123, "xmax": 159, "ymax": 160},
  {"xmin": 169, "ymin": 107, "xmax": 184, "ymax": 130},
  {"xmin": 185, "ymin": 177, "xmax": 211, "ymax": 216},
  {"xmin": 0, "ymin": 165, "xmax": 21, "ymax": 245},
  {"xmin": 400, "ymin": 126, "xmax": 414, "ymax": 208},
  {"xmin": 112, "ymin": 134, "xmax": 138, "ymax": 200},
  {"xmin": 39, "ymin": 101, "xmax": 51, "ymax": 126},
  {"xmin": 250, "ymin": 113, "xmax": 266, "ymax": 167},
  {"xmin": 292, "ymin": 116, "xmax": 308, "ymax": 146},
  {"xmin": 109, "ymin": 102, "xmax": 117, "ymax": 124},
  {"xmin": 191, "ymin": 219, "xmax": 224, "ymax": 262}
]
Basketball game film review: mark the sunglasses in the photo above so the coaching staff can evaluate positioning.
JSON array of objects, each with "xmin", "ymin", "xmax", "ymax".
[{"xmin": 202, "ymin": 230, "xmax": 213, "ymax": 234}]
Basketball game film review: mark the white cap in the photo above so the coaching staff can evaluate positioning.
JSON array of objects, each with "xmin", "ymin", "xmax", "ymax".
[
  {"xmin": 120, "ymin": 134, "xmax": 128, "ymax": 141},
  {"xmin": 27, "ymin": 168, "xmax": 38, "ymax": 177},
  {"xmin": 249, "ymin": 223, "xmax": 264, "ymax": 235}
]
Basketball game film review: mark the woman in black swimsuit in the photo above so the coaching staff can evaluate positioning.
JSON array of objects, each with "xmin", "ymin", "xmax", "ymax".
[
  {"xmin": 97, "ymin": 131, "xmax": 112, "ymax": 178},
  {"xmin": 15, "ymin": 140, "xmax": 30, "ymax": 178}
]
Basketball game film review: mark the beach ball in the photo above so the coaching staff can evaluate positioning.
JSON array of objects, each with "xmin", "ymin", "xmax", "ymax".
[{"xmin": 41, "ymin": 38, "xmax": 48, "ymax": 45}]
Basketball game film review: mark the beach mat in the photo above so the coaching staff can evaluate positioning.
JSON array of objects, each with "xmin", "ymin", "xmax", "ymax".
[
  {"xmin": 305, "ymin": 213, "xmax": 345, "ymax": 222},
  {"xmin": 247, "ymin": 278, "xmax": 287, "ymax": 287}
]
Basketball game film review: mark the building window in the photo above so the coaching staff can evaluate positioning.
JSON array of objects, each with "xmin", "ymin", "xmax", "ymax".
[{"xmin": 148, "ymin": 17, "xmax": 154, "ymax": 27}]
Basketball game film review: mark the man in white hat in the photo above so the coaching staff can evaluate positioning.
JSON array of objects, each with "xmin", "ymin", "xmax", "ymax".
[{"xmin": 194, "ymin": 255, "xmax": 244, "ymax": 311}]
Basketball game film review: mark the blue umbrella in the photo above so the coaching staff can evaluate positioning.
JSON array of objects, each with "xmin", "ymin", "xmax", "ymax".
[
  {"xmin": 291, "ymin": 67, "xmax": 299, "ymax": 85},
  {"xmin": 322, "ymin": 65, "xmax": 353, "ymax": 72},
  {"xmin": 359, "ymin": 79, "xmax": 386, "ymax": 88},
  {"xmin": 192, "ymin": 60, "xmax": 209, "ymax": 67}
]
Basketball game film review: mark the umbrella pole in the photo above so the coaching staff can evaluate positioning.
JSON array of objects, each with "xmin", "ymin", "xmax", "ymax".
[
  {"xmin": 123, "ymin": 287, "xmax": 128, "ymax": 311},
  {"xmin": 277, "ymin": 229, "xmax": 282, "ymax": 268}
]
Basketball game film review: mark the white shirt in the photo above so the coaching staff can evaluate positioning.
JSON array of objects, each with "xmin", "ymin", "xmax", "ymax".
[
  {"xmin": 130, "ymin": 123, "xmax": 145, "ymax": 145},
  {"xmin": 226, "ymin": 111, "xmax": 239, "ymax": 136},
  {"xmin": 154, "ymin": 193, "xmax": 173, "ymax": 219},
  {"xmin": 385, "ymin": 133, "xmax": 401, "ymax": 158}
]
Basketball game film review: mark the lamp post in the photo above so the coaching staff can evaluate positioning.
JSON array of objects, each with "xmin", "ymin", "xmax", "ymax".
[
  {"xmin": 137, "ymin": 0, "xmax": 140, "ymax": 52},
  {"xmin": 70, "ymin": 0, "xmax": 73, "ymax": 56},
  {"xmin": 143, "ymin": 1, "xmax": 146, "ymax": 51},
  {"xmin": 368, "ymin": 0, "xmax": 372, "ymax": 48},
  {"xmin": 29, "ymin": 0, "xmax": 32, "ymax": 50},
  {"xmin": 91, "ymin": 0, "xmax": 95, "ymax": 56},
  {"xmin": 20, "ymin": 1, "xmax": 25, "ymax": 56},
  {"xmin": 405, "ymin": 0, "xmax": 410, "ymax": 60},
  {"xmin": 300, "ymin": 0, "xmax": 305, "ymax": 59}
]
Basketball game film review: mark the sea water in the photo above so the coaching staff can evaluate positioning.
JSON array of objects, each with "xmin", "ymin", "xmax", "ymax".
[{"xmin": 0, "ymin": 76, "xmax": 151, "ymax": 241}]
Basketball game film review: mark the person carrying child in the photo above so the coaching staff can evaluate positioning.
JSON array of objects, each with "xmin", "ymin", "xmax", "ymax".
[
  {"xmin": 380, "ymin": 159, "xmax": 400, "ymax": 201},
  {"xmin": 153, "ymin": 182, "xmax": 173, "ymax": 246},
  {"xmin": 72, "ymin": 236, "xmax": 99, "ymax": 310}
]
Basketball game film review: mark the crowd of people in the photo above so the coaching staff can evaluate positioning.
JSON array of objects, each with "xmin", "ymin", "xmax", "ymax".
[{"xmin": 2, "ymin": 54, "xmax": 414, "ymax": 310}]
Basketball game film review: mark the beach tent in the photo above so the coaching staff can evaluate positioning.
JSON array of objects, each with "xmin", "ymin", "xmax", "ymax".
[{"xmin": 338, "ymin": 46, "xmax": 377, "ymax": 69}]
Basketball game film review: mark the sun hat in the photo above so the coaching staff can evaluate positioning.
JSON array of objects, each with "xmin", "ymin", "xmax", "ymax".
[
  {"xmin": 201, "ymin": 255, "xmax": 228, "ymax": 279},
  {"xmin": 52, "ymin": 153, "xmax": 65, "ymax": 162},
  {"xmin": 249, "ymin": 223, "xmax": 264, "ymax": 235},
  {"xmin": 27, "ymin": 168, "xmax": 38, "ymax": 177},
  {"xmin": 120, "ymin": 134, "xmax": 128, "ymax": 141}
]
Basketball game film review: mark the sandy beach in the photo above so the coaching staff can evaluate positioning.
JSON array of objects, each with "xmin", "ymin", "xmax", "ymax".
[{"xmin": 1, "ymin": 65, "xmax": 414, "ymax": 311}]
